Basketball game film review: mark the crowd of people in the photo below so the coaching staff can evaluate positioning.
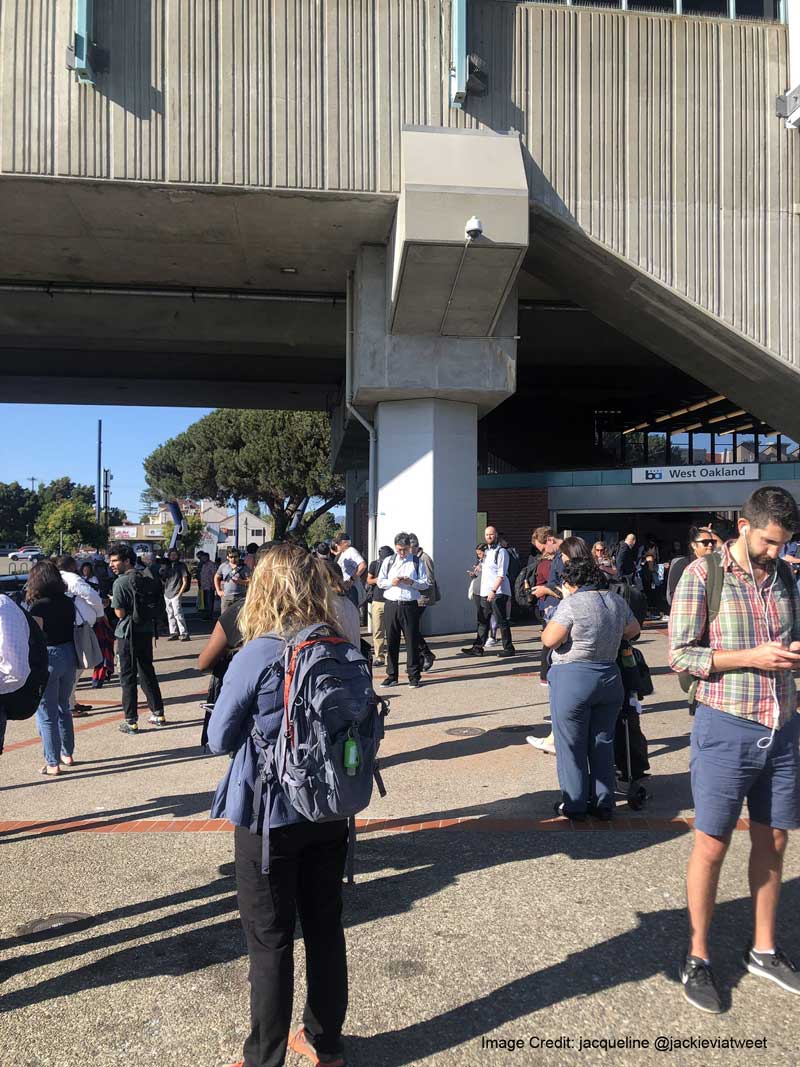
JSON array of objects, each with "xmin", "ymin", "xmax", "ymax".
[{"xmin": 4, "ymin": 486, "xmax": 800, "ymax": 1061}]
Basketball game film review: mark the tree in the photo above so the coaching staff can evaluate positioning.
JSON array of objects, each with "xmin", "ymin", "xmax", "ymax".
[
  {"xmin": 0, "ymin": 482, "xmax": 40, "ymax": 543},
  {"xmin": 159, "ymin": 514, "xmax": 207, "ymax": 556},
  {"xmin": 144, "ymin": 410, "xmax": 345, "ymax": 540},
  {"xmin": 245, "ymin": 498, "xmax": 262, "ymax": 518},
  {"xmin": 139, "ymin": 487, "xmax": 159, "ymax": 522},
  {"xmin": 106, "ymin": 507, "xmax": 128, "ymax": 527},
  {"xmin": 305, "ymin": 512, "xmax": 343, "ymax": 547},
  {"xmin": 34, "ymin": 499, "xmax": 106, "ymax": 555},
  {"xmin": 37, "ymin": 477, "xmax": 95, "ymax": 508}
]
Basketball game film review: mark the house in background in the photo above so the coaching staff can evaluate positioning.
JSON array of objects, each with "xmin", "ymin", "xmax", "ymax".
[{"xmin": 218, "ymin": 510, "xmax": 274, "ymax": 555}]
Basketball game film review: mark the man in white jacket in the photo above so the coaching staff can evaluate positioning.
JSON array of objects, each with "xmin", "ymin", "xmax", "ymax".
[{"xmin": 57, "ymin": 555, "xmax": 103, "ymax": 716}]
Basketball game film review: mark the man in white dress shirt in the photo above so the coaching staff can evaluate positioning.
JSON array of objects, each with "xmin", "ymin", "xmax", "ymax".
[
  {"xmin": 377, "ymin": 532, "xmax": 430, "ymax": 689},
  {"xmin": 0, "ymin": 593, "xmax": 33, "ymax": 753},
  {"xmin": 462, "ymin": 526, "xmax": 516, "ymax": 657},
  {"xmin": 332, "ymin": 533, "xmax": 367, "ymax": 607}
]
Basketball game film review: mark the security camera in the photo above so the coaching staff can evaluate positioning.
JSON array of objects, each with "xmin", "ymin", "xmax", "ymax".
[{"xmin": 465, "ymin": 216, "xmax": 483, "ymax": 240}]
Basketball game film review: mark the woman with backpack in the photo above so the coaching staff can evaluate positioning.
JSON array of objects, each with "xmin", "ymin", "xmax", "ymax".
[
  {"xmin": 209, "ymin": 543, "xmax": 350, "ymax": 1067},
  {"xmin": 542, "ymin": 556, "xmax": 640, "ymax": 820},
  {"xmin": 25, "ymin": 561, "xmax": 79, "ymax": 776}
]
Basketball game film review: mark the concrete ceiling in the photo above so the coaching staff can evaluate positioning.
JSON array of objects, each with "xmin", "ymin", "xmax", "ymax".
[{"xmin": 0, "ymin": 176, "xmax": 396, "ymax": 290}]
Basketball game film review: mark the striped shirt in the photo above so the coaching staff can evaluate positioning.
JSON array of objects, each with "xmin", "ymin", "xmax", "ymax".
[{"xmin": 668, "ymin": 543, "xmax": 800, "ymax": 727}]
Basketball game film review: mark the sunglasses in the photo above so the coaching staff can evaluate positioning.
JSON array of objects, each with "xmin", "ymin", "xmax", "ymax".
[{"xmin": 694, "ymin": 539, "xmax": 714, "ymax": 547}]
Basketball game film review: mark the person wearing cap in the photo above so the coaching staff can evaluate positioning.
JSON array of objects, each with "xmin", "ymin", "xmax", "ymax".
[
  {"xmin": 366, "ymin": 546, "xmax": 394, "ymax": 667},
  {"xmin": 331, "ymin": 533, "xmax": 367, "ymax": 607},
  {"xmin": 408, "ymin": 534, "xmax": 437, "ymax": 672},
  {"xmin": 376, "ymin": 533, "xmax": 430, "ymax": 689}
]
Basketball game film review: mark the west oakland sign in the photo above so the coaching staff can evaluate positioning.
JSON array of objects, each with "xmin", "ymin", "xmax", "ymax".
[{"xmin": 632, "ymin": 464, "xmax": 759, "ymax": 484}]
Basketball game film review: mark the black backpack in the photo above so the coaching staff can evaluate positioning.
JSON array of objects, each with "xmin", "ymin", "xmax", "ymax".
[
  {"xmin": 0, "ymin": 602, "xmax": 49, "ymax": 721},
  {"xmin": 132, "ymin": 573, "xmax": 162, "ymax": 627}
]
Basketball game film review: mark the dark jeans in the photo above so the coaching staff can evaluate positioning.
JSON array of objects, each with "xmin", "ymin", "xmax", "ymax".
[
  {"xmin": 385, "ymin": 600, "xmax": 422, "ymax": 682},
  {"xmin": 235, "ymin": 822, "xmax": 349, "ymax": 1067},
  {"xmin": 117, "ymin": 631, "xmax": 164, "ymax": 723},
  {"xmin": 476, "ymin": 595, "xmax": 514, "ymax": 651}
]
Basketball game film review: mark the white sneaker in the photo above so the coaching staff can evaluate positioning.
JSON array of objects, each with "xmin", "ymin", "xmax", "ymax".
[{"xmin": 484, "ymin": 636, "xmax": 497, "ymax": 648}]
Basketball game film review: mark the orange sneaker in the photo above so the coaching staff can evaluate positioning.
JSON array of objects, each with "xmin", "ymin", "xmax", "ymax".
[{"xmin": 287, "ymin": 1026, "xmax": 345, "ymax": 1066}]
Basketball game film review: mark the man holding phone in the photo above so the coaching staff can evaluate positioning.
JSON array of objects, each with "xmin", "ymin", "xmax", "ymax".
[
  {"xmin": 669, "ymin": 486, "xmax": 800, "ymax": 1013},
  {"xmin": 377, "ymin": 532, "xmax": 429, "ymax": 689}
]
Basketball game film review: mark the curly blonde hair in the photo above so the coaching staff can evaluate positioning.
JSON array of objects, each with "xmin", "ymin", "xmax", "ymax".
[{"xmin": 238, "ymin": 542, "xmax": 341, "ymax": 644}]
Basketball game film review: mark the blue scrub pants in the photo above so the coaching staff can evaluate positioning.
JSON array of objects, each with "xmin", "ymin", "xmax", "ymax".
[{"xmin": 549, "ymin": 661, "xmax": 623, "ymax": 815}]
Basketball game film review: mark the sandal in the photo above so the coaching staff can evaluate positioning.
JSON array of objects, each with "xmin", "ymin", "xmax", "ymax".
[
  {"xmin": 60, "ymin": 755, "xmax": 75, "ymax": 767},
  {"xmin": 525, "ymin": 735, "xmax": 556, "ymax": 755},
  {"xmin": 39, "ymin": 765, "xmax": 60, "ymax": 777},
  {"xmin": 287, "ymin": 1026, "xmax": 345, "ymax": 1066}
]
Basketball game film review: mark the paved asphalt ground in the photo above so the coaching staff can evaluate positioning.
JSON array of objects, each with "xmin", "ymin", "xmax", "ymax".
[{"xmin": 2, "ymin": 607, "xmax": 799, "ymax": 1066}]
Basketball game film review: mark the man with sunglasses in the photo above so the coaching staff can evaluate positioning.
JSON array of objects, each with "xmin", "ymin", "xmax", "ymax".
[{"xmin": 669, "ymin": 487, "xmax": 800, "ymax": 1014}]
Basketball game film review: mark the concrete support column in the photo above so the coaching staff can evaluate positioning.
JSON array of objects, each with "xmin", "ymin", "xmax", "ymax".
[{"xmin": 376, "ymin": 399, "xmax": 477, "ymax": 635}]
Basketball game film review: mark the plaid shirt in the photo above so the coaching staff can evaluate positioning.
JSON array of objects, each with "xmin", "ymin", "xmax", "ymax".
[{"xmin": 668, "ymin": 543, "xmax": 800, "ymax": 727}]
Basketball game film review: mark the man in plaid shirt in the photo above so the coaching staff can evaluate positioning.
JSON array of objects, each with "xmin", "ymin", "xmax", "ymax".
[{"xmin": 669, "ymin": 486, "xmax": 800, "ymax": 1013}]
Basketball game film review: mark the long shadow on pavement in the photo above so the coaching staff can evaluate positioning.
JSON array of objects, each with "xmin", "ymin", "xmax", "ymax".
[{"xmin": 4, "ymin": 827, "xmax": 796, "ymax": 1060}]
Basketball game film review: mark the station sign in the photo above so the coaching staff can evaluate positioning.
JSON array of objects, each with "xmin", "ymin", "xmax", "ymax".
[{"xmin": 632, "ymin": 463, "xmax": 759, "ymax": 484}]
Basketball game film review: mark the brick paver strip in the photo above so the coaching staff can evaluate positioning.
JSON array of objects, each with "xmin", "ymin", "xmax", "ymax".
[{"xmin": 0, "ymin": 814, "xmax": 748, "ymax": 837}]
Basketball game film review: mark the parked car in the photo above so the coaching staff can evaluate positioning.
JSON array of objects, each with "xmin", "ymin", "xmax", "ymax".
[
  {"xmin": 0, "ymin": 543, "xmax": 17, "ymax": 557},
  {"xmin": 9, "ymin": 546, "xmax": 45, "ymax": 561}
]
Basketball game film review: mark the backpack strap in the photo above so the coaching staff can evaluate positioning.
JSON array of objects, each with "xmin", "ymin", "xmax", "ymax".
[{"xmin": 704, "ymin": 552, "xmax": 725, "ymax": 627}]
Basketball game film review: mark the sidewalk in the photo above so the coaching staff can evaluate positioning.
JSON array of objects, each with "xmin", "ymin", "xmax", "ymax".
[{"xmin": 1, "ymin": 621, "xmax": 798, "ymax": 1066}]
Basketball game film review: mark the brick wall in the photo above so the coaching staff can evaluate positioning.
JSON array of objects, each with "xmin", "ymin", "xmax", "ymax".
[{"xmin": 477, "ymin": 488, "xmax": 550, "ymax": 557}]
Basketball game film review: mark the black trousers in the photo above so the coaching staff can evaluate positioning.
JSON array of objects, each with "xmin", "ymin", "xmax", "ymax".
[
  {"xmin": 416, "ymin": 605, "xmax": 432, "ymax": 663},
  {"xmin": 384, "ymin": 600, "xmax": 422, "ymax": 682},
  {"xmin": 476, "ymin": 595, "xmax": 514, "ymax": 651},
  {"xmin": 117, "ymin": 632, "xmax": 164, "ymax": 723},
  {"xmin": 234, "ymin": 822, "xmax": 349, "ymax": 1067}
]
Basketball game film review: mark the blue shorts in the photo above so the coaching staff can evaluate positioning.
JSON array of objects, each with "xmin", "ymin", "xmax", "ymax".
[{"xmin": 691, "ymin": 704, "xmax": 800, "ymax": 837}]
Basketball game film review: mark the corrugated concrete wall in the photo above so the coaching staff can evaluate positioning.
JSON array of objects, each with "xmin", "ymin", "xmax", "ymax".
[
  {"xmin": 0, "ymin": 1, "xmax": 796, "ymax": 363},
  {"xmin": 0, "ymin": 0, "xmax": 447, "ymax": 189},
  {"xmin": 459, "ymin": 2, "xmax": 800, "ymax": 372}
]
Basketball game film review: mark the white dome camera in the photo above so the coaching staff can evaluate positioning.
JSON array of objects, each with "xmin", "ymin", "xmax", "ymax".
[{"xmin": 465, "ymin": 216, "xmax": 483, "ymax": 240}]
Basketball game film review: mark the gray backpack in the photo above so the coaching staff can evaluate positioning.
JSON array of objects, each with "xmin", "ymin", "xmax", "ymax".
[{"xmin": 251, "ymin": 623, "xmax": 388, "ymax": 871}]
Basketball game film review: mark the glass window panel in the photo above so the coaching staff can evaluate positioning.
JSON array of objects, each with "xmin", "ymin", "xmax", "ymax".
[
  {"xmin": 758, "ymin": 434, "xmax": 780, "ymax": 462},
  {"xmin": 684, "ymin": 0, "xmax": 729, "ymax": 15},
  {"xmin": 735, "ymin": 0, "xmax": 776, "ymax": 18},
  {"xmin": 625, "ymin": 431, "xmax": 646, "ymax": 465},
  {"xmin": 782, "ymin": 436, "xmax": 800, "ymax": 461},
  {"xmin": 715, "ymin": 432, "xmax": 733, "ymax": 462},
  {"xmin": 671, "ymin": 432, "xmax": 691, "ymax": 464},
  {"xmin": 735, "ymin": 432, "xmax": 756, "ymax": 462},
  {"xmin": 600, "ymin": 430, "xmax": 622, "ymax": 463},
  {"xmin": 691, "ymin": 432, "xmax": 711, "ymax": 463},
  {"xmin": 648, "ymin": 432, "xmax": 667, "ymax": 464}
]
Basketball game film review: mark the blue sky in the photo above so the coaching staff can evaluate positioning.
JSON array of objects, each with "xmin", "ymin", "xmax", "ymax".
[{"xmin": 0, "ymin": 404, "xmax": 212, "ymax": 520}]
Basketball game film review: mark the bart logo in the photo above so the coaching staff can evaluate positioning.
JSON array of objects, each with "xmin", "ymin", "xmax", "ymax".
[{"xmin": 645, "ymin": 469, "xmax": 663, "ymax": 481}]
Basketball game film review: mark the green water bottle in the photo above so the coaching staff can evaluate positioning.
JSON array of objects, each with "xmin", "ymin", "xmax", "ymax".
[{"xmin": 344, "ymin": 734, "xmax": 360, "ymax": 776}]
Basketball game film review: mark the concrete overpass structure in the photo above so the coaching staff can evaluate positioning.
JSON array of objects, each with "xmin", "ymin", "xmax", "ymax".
[{"xmin": 1, "ymin": 0, "xmax": 798, "ymax": 630}]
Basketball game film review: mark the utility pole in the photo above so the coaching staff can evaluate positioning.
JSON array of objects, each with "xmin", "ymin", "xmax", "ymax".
[
  {"xmin": 96, "ymin": 419, "xmax": 102, "ymax": 524},
  {"xmin": 28, "ymin": 477, "xmax": 36, "ymax": 493},
  {"xmin": 102, "ymin": 469, "xmax": 112, "ymax": 528},
  {"xmin": 234, "ymin": 496, "xmax": 240, "ymax": 549}
]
